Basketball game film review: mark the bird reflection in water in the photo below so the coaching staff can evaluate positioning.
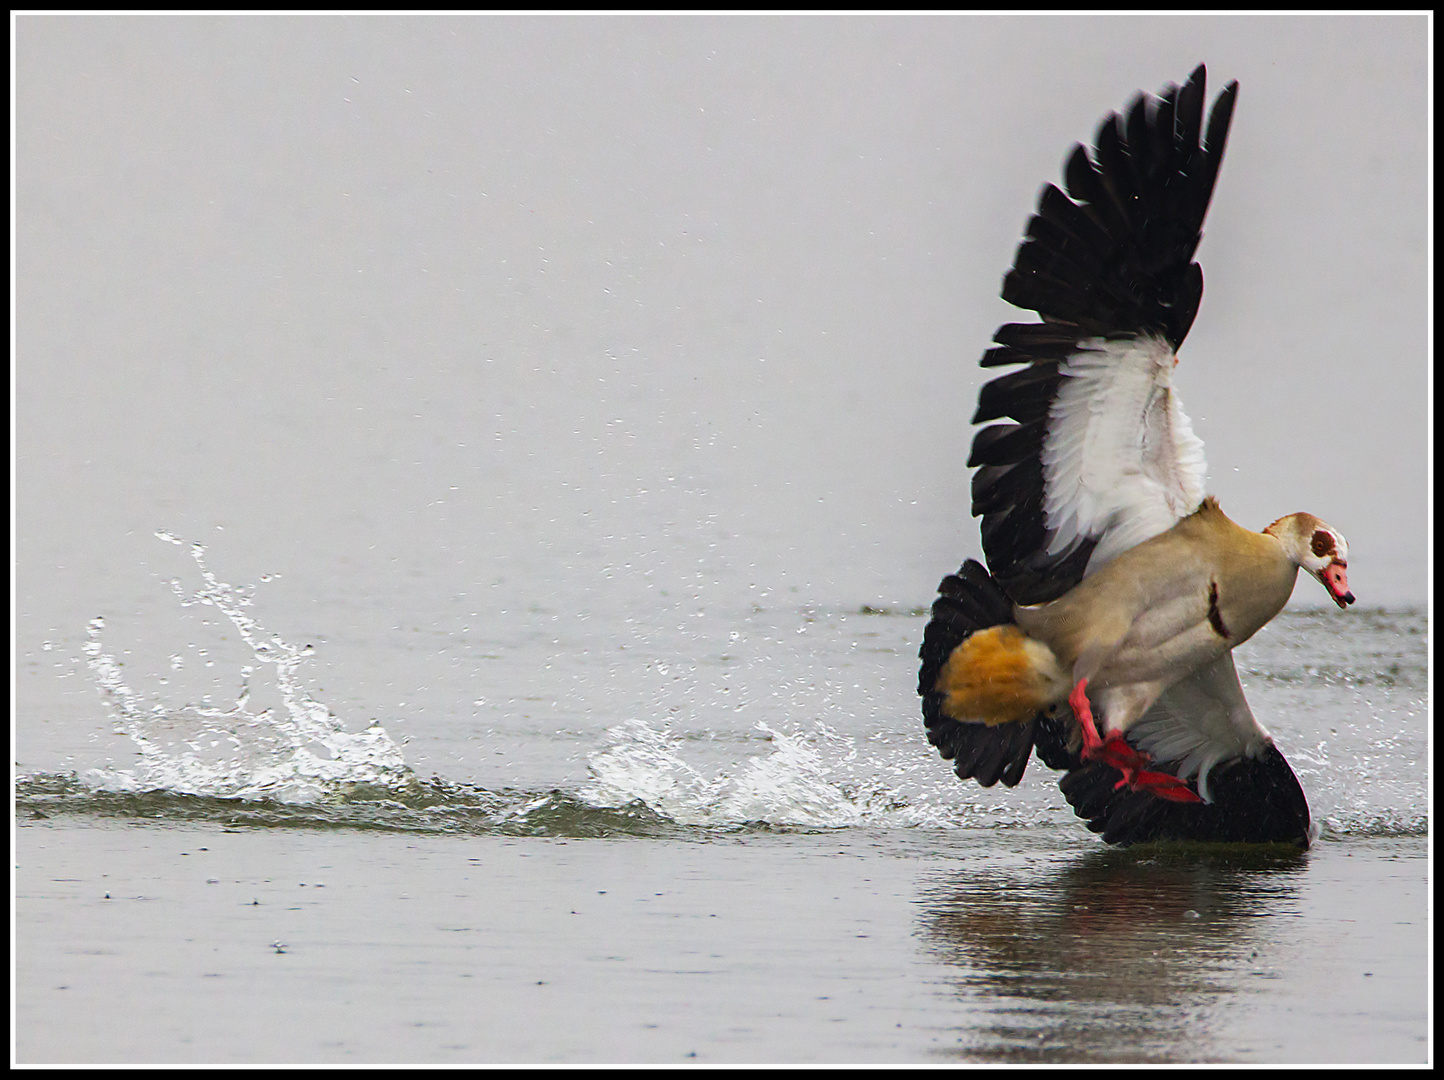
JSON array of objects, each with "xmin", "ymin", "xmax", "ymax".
[{"xmin": 914, "ymin": 844, "xmax": 1308, "ymax": 1063}]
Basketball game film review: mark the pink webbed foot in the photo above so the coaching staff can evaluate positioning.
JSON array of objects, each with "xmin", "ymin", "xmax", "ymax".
[
  {"xmin": 1128, "ymin": 769, "xmax": 1205, "ymax": 804},
  {"xmin": 1071, "ymin": 689, "xmax": 1203, "ymax": 805},
  {"xmin": 1093, "ymin": 736, "xmax": 1202, "ymax": 802},
  {"xmin": 1090, "ymin": 733, "xmax": 1145, "ymax": 776}
]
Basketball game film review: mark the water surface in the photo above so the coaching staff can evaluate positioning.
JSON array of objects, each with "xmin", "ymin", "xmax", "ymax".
[{"xmin": 14, "ymin": 544, "xmax": 1429, "ymax": 1063}]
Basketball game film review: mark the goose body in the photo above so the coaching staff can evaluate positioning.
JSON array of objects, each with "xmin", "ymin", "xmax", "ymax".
[
  {"xmin": 1015, "ymin": 498, "xmax": 1321, "ymax": 696},
  {"xmin": 919, "ymin": 67, "xmax": 1354, "ymax": 845}
]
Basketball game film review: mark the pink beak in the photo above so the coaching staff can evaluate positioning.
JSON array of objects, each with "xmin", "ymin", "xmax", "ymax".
[{"xmin": 1320, "ymin": 562, "xmax": 1355, "ymax": 608}]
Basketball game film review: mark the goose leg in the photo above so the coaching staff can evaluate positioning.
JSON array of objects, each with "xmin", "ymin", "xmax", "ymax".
[
  {"xmin": 1069, "ymin": 679, "xmax": 1203, "ymax": 803},
  {"xmin": 1068, "ymin": 678, "xmax": 1104, "ymax": 751}
]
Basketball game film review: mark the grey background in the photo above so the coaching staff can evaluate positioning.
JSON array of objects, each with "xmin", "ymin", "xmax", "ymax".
[{"xmin": 16, "ymin": 15, "xmax": 1428, "ymax": 760}]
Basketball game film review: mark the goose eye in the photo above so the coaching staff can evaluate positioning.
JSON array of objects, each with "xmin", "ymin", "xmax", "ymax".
[{"xmin": 1311, "ymin": 530, "xmax": 1334, "ymax": 558}]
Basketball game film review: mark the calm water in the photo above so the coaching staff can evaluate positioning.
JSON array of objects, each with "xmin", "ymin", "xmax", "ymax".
[{"xmin": 14, "ymin": 542, "xmax": 1429, "ymax": 1063}]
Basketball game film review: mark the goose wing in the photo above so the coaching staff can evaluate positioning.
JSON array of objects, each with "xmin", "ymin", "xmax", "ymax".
[
  {"xmin": 1056, "ymin": 655, "xmax": 1311, "ymax": 845},
  {"xmin": 970, "ymin": 64, "xmax": 1236, "ymax": 604}
]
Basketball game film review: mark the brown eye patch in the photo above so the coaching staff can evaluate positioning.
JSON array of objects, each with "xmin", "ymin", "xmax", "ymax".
[{"xmin": 1311, "ymin": 530, "xmax": 1335, "ymax": 558}]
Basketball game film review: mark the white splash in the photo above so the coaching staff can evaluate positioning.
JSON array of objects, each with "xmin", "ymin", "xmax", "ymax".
[
  {"xmin": 581, "ymin": 718, "xmax": 988, "ymax": 829},
  {"xmin": 82, "ymin": 531, "xmax": 411, "ymax": 803}
]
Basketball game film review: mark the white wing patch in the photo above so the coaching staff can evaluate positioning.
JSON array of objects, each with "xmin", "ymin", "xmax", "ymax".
[
  {"xmin": 1128, "ymin": 653, "xmax": 1270, "ymax": 802},
  {"xmin": 1040, "ymin": 335, "xmax": 1208, "ymax": 574}
]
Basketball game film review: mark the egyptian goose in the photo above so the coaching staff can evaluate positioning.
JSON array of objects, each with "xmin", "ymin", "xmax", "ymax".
[{"xmin": 918, "ymin": 66, "xmax": 1353, "ymax": 847}]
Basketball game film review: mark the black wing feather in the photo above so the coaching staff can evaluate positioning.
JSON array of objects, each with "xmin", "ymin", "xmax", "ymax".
[
  {"xmin": 966, "ymin": 420, "xmax": 1043, "ymax": 469},
  {"xmin": 1058, "ymin": 745, "xmax": 1311, "ymax": 847},
  {"xmin": 971, "ymin": 362, "xmax": 1062, "ymax": 425}
]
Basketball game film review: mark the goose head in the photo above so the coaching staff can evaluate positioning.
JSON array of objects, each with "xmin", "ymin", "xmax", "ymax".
[{"xmin": 1264, "ymin": 513, "xmax": 1355, "ymax": 609}]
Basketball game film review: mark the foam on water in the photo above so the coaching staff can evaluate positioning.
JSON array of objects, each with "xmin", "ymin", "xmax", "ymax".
[
  {"xmin": 581, "ymin": 718, "xmax": 866, "ymax": 828},
  {"xmin": 77, "ymin": 532, "xmax": 413, "ymax": 804},
  {"xmin": 579, "ymin": 717, "xmax": 1066, "ymax": 831}
]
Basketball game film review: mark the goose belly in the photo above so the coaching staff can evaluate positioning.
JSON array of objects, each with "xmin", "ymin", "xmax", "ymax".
[{"xmin": 1095, "ymin": 595, "xmax": 1227, "ymax": 689}]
